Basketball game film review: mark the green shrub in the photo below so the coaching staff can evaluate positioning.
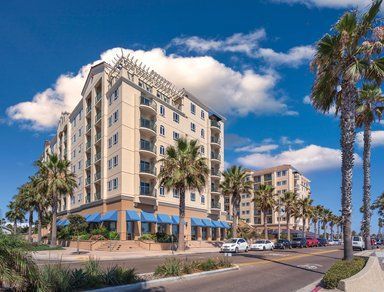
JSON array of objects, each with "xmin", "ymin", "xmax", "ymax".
[
  {"xmin": 322, "ymin": 257, "xmax": 367, "ymax": 289},
  {"xmin": 139, "ymin": 233, "xmax": 156, "ymax": 241},
  {"xmin": 155, "ymin": 232, "xmax": 177, "ymax": 243},
  {"xmin": 83, "ymin": 258, "xmax": 104, "ymax": 288},
  {"xmin": 41, "ymin": 264, "xmax": 73, "ymax": 292},
  {"xmin": 154, "ymin": 258, "xmax": 182, "ymax": 277},
  {"xmin": 108, "ymin": 231, "xmax": 120, "ymax": 240},
  {"xmin": 103, "ymin": 266, "xmax": 139, "ymax": 286},
  {"xmin": 79, "ymin": 233, "xmax": 91, "ymax": 240},
  {"xmin": 57, "ymin": 227, "xmax": 71, "ymax": 240},
  {"xmin": 91, "ymin": 226, "xmax": 109, "ymax": 238},
  {"xmin": 30, "ymin": 244, "xmax": 64, "ymax": 251}
]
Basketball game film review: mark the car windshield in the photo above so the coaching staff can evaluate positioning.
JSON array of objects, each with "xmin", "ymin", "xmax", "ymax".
[
  {"xmin": 255, "ymin": 240, "xmax": 265, "ymax": 244},
  {"xmin": 225, "ymin": 239, "xmax": 238, "ymax": 243},
  {"xmin": 353, "ymin": 237, "xmax": 360, "ymax": 241}
]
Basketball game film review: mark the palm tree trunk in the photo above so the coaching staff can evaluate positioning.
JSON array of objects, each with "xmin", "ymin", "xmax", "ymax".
[
  {"xmin": 13, "ymin": 220, "xmax": 17, "ymax": 234},
  {"xmin": 232, "ymin": 196, "xmax": 238, "ymax": 238},
  {"xmin": 28, "ymin": 210, "xmax": 33, "ymax": 242},
  {"xmin": 363, "ymin": 122, "xmax": 372, "ymax": 250},
  {"xmin": 51, "ymin": 199, "xmax": 58, "ymax": 247},
  {"xmin": 37, "ymin": 209, "xmax": 43, "ymax": 243},
  {"xmin": 263, "ymin": 211, "xmax": 268, "ymax": 240},
  {"xmin": 314, "ymin": 220, "xmax": 317, "ymax": 239},
  {"xmin": 178, "ymin": 188, "xmax": 186, "ymax": 251},
  {"xmin": 323, "ymin": 223, "xmax": 326, "ymax": 239},
  {"xmin": 340, "ymin": 81, "xmax": 356, "ymax": 261},
  {"xmin": 318, "ymin": 221, "xmax": 321, "ymax": 238},
  {"xmin": 287, "ymin": 211, "xmax": 291, "ymax": 241},
  {"xmin": 302, "ymin": 217, "xmax": 306, "ymax": 238},
  {"xmin": 277, "ymin": 199, "xmax": 281, "ymax": 240}
]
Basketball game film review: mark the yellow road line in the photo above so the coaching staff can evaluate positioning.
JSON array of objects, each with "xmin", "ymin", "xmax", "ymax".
[{"xmin": 238, "ymin": 249, "xmax": 340, "ymax": 267}]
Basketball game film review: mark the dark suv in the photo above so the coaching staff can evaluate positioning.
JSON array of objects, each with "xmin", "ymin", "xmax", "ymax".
[
  {"xmin": 291, "ymin": 238, "xmax": 307, "ymax": 248},
  {"xmin": 317, "ymin": 238, "xmax": 328, "ymax": 247},
  {"xmin": 274, "ymin": 239, "xmax": 292, "ymax": 249}
]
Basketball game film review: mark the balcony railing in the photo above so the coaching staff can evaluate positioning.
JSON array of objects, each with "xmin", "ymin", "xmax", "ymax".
[
  {"xmin": 94, "ymin": 152, "xmax": 101, "ymax": 162},
  {"xmin": 140, "ymin": 118, "xmax": 156, "ymax": 132},
  {"xmin": 226, "ymin": 214, "xmax": 233, "ymax": 221},
  {"xmin": 95, "ymin": 132, "xmax": 101, "ymax": 143},
  {"xmin": 95, "ymin": 112, "xmax": 101, "ymax": 123},
  {"xmin": 211, "ymin": 153, "xmax": 221, "ymax": 160},
  {"xmin": 86, "ymin": 159, "xmax": 91, "ymax": 168},
  {"xmin": 140, "ymin": 140, "xmax": 156, "ymax": 153},
  {"xmin": 211, "ymin": 201, "xmax": 221, "ymax": 209},
  {"xmin": 87, "ymin": 106, "xmax": 92, "ymax": 114},
  {"xmin": 94, "ymin": 192, "xmax": 101, "ymax": 200},
  {"xmin": 85, "ymin": 177, "xmax": 91, "ymax": 186},
  {"xmin": 211, "ymin": 136, "xmax": 221, "ymax": 144},
  {"xmin": 211, "ymin": 169, "xmax": 220, "ymax": 176},
  {"xmin": 140, "ymin": 163, "xmax": 156, "ymax": 175},
  {"xmin": 86, "ymin": 193, "xmax": 91, "ymax": 204},
  {"xmin": 140, "ymin": 96, "xmax": 157, "ymax": 111},
  {"xmin": 210, "ymin": 120, "xmax": 221, "ymax": 129},
  {"xmin": 86, "ymin": 141, "xmax": 91, "ymax": 150},
  {"xmin": 211, "ymin": 185, "xmax": 219, "ymax": 192},
  {"xmin": 94, "ymin": 172, "xmax": 101, "ymax": 181},
  {"xmin": 95, "ymin": 93, "xmax": 102, "ymax": 103},
  {"xmin": 86, "ymin": 124, "xmax": 91, "ymax": 132},
  {"xmin": 140, "ymin": 187, "xmax": 157, "ymax": 197}
]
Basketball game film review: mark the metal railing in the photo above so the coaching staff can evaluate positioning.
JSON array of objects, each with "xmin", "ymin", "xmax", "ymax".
[
  {"xmin": 211, "ymin": 201, "xmax": 221, "ymax": 209},
  {"xmin": 86, "ymin": 141, "xmax": 91, "ymax": 150},
  {"xmin": 140, "ymin": 188, "xmax": 157, "ymax": 197},
  {"xmin": 140, "ymin": 140, "xmax": 156, "ymax": 153},
  {"xmin": 211, "ymin": 153, "xmax": 221, "ymax": 160},
  {"xmin": 96, "ymin": 93, "xmax": 102, "ymax": 103},
  {"xmin": 211, "ymin": 136, "xmax": 221, "ymax": 144},
  {"xmin": 86, "ymin": 124, "xmax": 91, "ymax": 132},
  {"xmin": 140, "ymin": 163, "xmax": 156, "ymax": 175},
  {"xmin": 140, "ymin": 118, "xmax": 156, "ymax": 132},
  {"xmin": 85, "ymin": 177, "xmax": 91, "ymax": 186},
  {"xmin": 94, "ymin": 192, "xmax": 101, "ymax": 200},
  {"xmin": 140, "ymin": 96, "xmax": 157, "ymax": 111},
  {"xmin": 94, "ymin": 152, "xmax": 101, "ymax": 162},
  {"xmin": 211, "ymin": 169, "xmax": 220, "ymax": 176},
  {"xmin": 95, "ymin": 112, "xmax": 101, "ymax": 123},
  {"xmin": 95, "ymin": 132, "xmax": 101, "ymax": 143},
  {"xmin": 86, "ymin": 159, "xmax": 91, "ymax": 168},
  {"xmin": 94, "ymin": 172, "xmax": 101, "ymax": 181},
  {"xmin": 211, "ymin": 185, "xmax": 219, "ymax": 192},
  {"xmin": 210, "ymin": 120, "xmax": 221, "ymax": 129}
]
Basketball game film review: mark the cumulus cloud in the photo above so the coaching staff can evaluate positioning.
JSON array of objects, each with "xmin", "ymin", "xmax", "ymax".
[
  {"xmin": 7, "ymin": 47, "xmax": 294, "ymax": 130},
  {"xmin": 271, "ymin": 0, "xmax": 372, "ymax": 9},
  {"xmin": 356, "ymin": 130, "xmax": 384, "ymax": 148},
  {"xmin": 170, "ymin": 31, "xmax": 314, "ymax": 67},
  {"xmin": 235, "ymin": 144, "xmax": 279, "ymax": 153},
  {"xmin": 237, "ymin": 144, "xmax": 362, "ymax": 172},
  {"xmin": 280, "ymin": 136, "xmax": 304, "ymax": 145}
]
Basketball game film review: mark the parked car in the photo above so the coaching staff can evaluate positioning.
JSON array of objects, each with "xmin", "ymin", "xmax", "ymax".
[
  {"xmin": 317, "ymin": 238, "xmax": 328, "ymax": 247},
  {"xmin": 352, "ymin": 236, "xmax": 365, "ymax": 251},
  {"xmin": 327, "ymin": 240, "xmax": 337, "ymax": 246},
  {"xmin": 274, "ymin": 239, "xmax": 292, "ymax": 249},
  {"xmin": 291, "ymin": 238, "xmax": 307, "ymax": 248},
  {"xmin": 333, "ymin": 239, "xmax": 342, "ymax": 245},
  {"xmin": 371, "ymin": 238, "xmax": 379, "ymax": 248},
  {"xmin": 220, "ymin": 238, "xmax": 249, "ymax": 253},
  {"xmin": 376, "ymin": 239, "xmax": 383, "ymax": 245},
  {"xmin": 250, "ymin": 240, "xmax": 274, "ymax": 251},
  {"xmin": 305, "ymin": 238, "xmax": 319, "ymax": 247}
]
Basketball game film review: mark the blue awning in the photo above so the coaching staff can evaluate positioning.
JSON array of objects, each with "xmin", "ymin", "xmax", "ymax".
[
  {"xmin": 157, "ymin": 213, "xmax": 172, "ymax": 224},
  {"xmin": 86, "ymin": 213, "xmax": 101, "ymax": 223},
  {"xmin": 84, "ymin": 214, "xmax": 90, "ymax": 220},
  {"xmin": 59, "ymin": 219, "xmax": 69, "ymax": 226},
  {"xmin": 212, "ymin": 221, "xmax": 223, "ymax": 228},
  {"xmin": 101, "ymin": 210, "xmax": 118, "ymax": 221},
  {"xmin": 191, "ymin": 217, "xmax": 204, "ymax": 227},
  {"xmin": 141, "ymin": 211, "xmax": 157, "ymax": 223},
  {"xmin": 126, "ymin": 210, "xmax": 140, "ymax": 221},
  {"xmin": 171, "ymin": 215, "xmax": 179, "ymax": 225},
  {"xmin": 202, "ymin": 219, "xmax": 214, "ymax": 228},
  {"xmin": 219, "ymin": 221, "xmax": 230, "ymax": 229},
  {"xmin": 56, "ymin": 219, "xmax": 62, "ymax": 226}
]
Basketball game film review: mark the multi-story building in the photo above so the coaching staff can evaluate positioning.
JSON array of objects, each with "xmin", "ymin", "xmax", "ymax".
[
  {"xmin": 224, "ymin": 165, "xmax": 311, "ymax": 233},
  {"xmin": 42, "ymin": 54, "xmax": 229, "ymax": 241}
]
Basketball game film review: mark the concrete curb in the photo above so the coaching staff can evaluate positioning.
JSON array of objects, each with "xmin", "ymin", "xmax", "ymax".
[
  {"xmin": 89, "ymin": 265, "xmax": 239, "ymax": 291},
  {"xmin": 296, "ymin": 278, "xmax": 322, "ymax": 292}
]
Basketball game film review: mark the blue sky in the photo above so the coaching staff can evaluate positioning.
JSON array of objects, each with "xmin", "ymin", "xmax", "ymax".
[{"xmin": 1, "ymin": 0, "xmax": 383, "ymax": 233}]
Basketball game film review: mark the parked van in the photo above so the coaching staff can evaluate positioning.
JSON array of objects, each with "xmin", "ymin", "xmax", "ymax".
[{"xmin": 352, "ymin": 236, "xmax": 365, "ymax": 251}]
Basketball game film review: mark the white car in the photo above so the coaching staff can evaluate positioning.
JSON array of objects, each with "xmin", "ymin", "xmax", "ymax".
[
  {"xmin": 352, "ymin": 236, "xmax": 365, "ymax": 251},
  {"xmin": 250, "ymin": 240, "xmax": 274, "ymax": 251},
  {"xmin": 220, "ymin": 238, "xmax": 249, "ymax": 253}
]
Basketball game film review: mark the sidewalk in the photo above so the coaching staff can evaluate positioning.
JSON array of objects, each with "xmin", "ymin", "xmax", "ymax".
[{"xmin": 33, "ymin": 246, "xmax": 221, "ymax": 262}]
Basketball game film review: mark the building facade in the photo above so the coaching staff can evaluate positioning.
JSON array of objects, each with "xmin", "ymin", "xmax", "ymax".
[
  {"xmin": 224, "ymin": 165, "xmax": 311, "ymax": 233},
  {"xmin": 43, "ymin": 55, "xmax": 229, "ymax": 241}
]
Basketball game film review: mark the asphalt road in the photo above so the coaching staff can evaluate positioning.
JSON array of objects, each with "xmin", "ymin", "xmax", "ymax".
[{"xmin": 37, "ymin": 246, "xmax": 344, "ymax": 291}]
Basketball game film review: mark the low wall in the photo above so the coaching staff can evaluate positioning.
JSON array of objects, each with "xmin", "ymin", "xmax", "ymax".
[
  {"xmin": 138, "ymin": 241, "xmax": 176, "ymax": 251},
  {"xmin": 338, "ymin": 256, "xmax": 384, "ymax": 291},
  {"xmin": 67, "ymin": 240, "xmax": 105, "ymax": 251}
]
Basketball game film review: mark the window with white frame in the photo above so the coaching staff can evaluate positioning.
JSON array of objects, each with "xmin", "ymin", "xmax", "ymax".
[
  {"xmin": 113, "ymin": 132, "xmax": 118, "ymax": 145},
  {"xmin": 201, "ymin": 129, "xmax": 205, "ymax": 138},
  {"xmin": 201, "ymin": 110, "xmax": 205, "ymax": 120},
  {"xmin": 173, "ymin": 131, "xmax": 180, "ymax": 140},
  {"xmin": 201, "ymin": 195, "xmax": 205, "ymax": 204},
  {"xmin": 190, "ymin": 192, "xmax": 196, "ymax": 201},
  {"xmin": 78, "ymin": 160, "xmax": 82, "ymax": 170},
  {"xmin": 159, "ymin": 186, "xmax": 165, "ymax": 196},
  {"xmin": 173, "ymin": 112, "xmax": 179, "ymax": 123},
  {"xmin": 113, "ymin": 110, "xmax": 119, "ymax": 122},
  {"xmin": 160, "ymin": 105, "xmax": 165, "ymax": 116},
  {"xmin": 108, "ymin": 116, "xmax": 112, "ymax": 127},
  {"xmin": 113, "ymin": 155, "xmax": 118, "ymax": 167},
  {"xmin": 200, "ymin": 146, "xmax": 205, "ymax": 155},
  {"xmin": 173, "ymin": 189, "xmax": 179, "ymax": 198},
  {"xmin": 78, "ymin": 128, "xmax": 82, "ymax": 137},
  {"xmin": 113, "ymin": 178, "xmax": 118, "ymax": 189},
  {"xmin": 190, "ymin": 122, "xmax": 196, "ymax": 132},
  {"xmin": 160, "ymin": 145, "xmax": 165, "ymax": 155},
  {"xmin": 191, "ymin": 103, "xmax": 196, "ymax": 114},
  {"xmin": 160, "ymin": 125, "xmax": 165, "ymax": 136},
  {"xmin": 108, "ymin": 137, "xmax": 112, "ymax": 148}
]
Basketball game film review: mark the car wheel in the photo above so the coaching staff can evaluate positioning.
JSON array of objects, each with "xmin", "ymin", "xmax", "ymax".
[
  {"xmin": 282, "ymin": 245, "xmax": 285, "ymax": 250},
  {"xmin": 263, "ymin": 246, "xmax": 266, "ymax": 251},
  {"xmin": 245, "ymin": 247, "xmax": 249, "ymax": 252}
]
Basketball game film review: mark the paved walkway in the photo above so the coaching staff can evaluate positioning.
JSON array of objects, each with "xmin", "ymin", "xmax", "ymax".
[{"xmin": 33, "ymin": 246, "xmax": 221, "ymax": 262}]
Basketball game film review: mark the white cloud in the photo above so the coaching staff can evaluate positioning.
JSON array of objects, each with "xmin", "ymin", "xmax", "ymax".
[
  {"xmin": 280, "ymin": 136, "xmax": 304, "ymax": 145},
  {"xmin": 235, "ymin": 144, "xmax": 279, "ymax": 153},
  {"xmin": 356, "ymin": 130, "xmax": 384, "ymax": 148},
  {"xmin": 303, "ymin": 95, "xmax": 311, "ymax": 104},
  {"xmin": 7, "ymin": 47, "xmax": 293, "ymax": 130},
  {"xmin": 170, "ymin": 29, "xmax": 266, "ymax": 56},
  {"xmin": 237, "ymin": 144, "xmax": 362, "ymax": 172},
  {"xmin": 256, "ymin": 46, "xmax": 315, "ymax": 67},
  {"xmin": 271, "ymin": 0, "xmax": 372, "ymax": 9},
  {"xmin": 170, "ymin": 31, "xmax": 314, "ymax": 67}
]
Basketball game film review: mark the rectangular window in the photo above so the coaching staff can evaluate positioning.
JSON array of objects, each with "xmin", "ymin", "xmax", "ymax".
[
  {"xmin": 160, "ymin": 105, "xmax": 165, "ymax": 116},
  {"xmin": 190, "ymin": 122, "xmax": 196, "ymax": 132},
  {"xmin": 78, "ymin": 128, "xmax": 82, "ymax": 137},
  {"xmin": 113, "ymin": 178, "xmax": 118, "ymax": 189},
  {"xmin": 108, "ymin": 116, "xmax": 112, "ymax": 127},
  {"xmin": 108, "ymin": 181, "xmax": 112, "ymax": 191},
  {"xmin": 159, "ymin": 186, "xmax": 165, "ymax": 196},
  {"xmin": 190, "ymin": 192, "xmax": 196, "ymax": 201},
  {"xmin": 113, "ymin": 110, "xmax": 119, "ymax": 122},
  {"xmin": 190, "ymin": 103, "xmax": 196, "ymax": 114},
  {"xmin": 73, "ymin": 134, "xmax": 76, "ymax": 143},
  {"xmin": 201, "ymin": 110, "xmax": 205, "ymax": 120},
  {"xmin": 113, "ymin": 155, "xmax": 118, "ymax": 167},
  {"xmin": 78, "ymin": 160, "xmax": 81, "ymax": 170},
  {"xmin": 108, "ymin": 137, "xmax": 112, "ymax": 148},
  {"xmin": 108, "ymin": 159, "xmax": 112, "ymax": 170},
  {"xmin": 173, "ymin": 131, "xmax": 180, "ymax": 140},
  {"xmin": 173, "ymin": 189, "xmax": 179, "ymax": 198},
  {"xmin": 173, "ymin": 112, "xmax": 179, "ymax": 123},
  {"xmin": 201, "ymin": 195, "xmax": 205, "ymax": 204},
  {"xmin": 113, "ymin": 132, "xmax": 118, "ymax": 145},
  {"xmin": 72, "ymin": 150, "xmax": 76, "ymax": 158},
  {"xmin": 113, "ymin": 89, "xmax": 119, "ymax": 100}
]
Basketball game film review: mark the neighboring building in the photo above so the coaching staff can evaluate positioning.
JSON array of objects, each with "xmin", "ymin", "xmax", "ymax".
[
  {"xmin": 224, "ymin": 165, "xmax": 311, "ymax": 232},
  {"xmin": 42, "ymin": 55, "xmax": 228, "ymax": 241}
]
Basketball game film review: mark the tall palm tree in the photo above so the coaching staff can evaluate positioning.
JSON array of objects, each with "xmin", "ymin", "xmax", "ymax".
[
  {"xmin": 16, "ymin": 183, "xmax": 36, "ymax": 242},
  {"xmin": 378, "ymin": 217, "xmax": 383, "ymax": 240},
  {"xmin": 253, "ymin": 184, "xmax": 276, "ymax": 240},
  {"xmin": 329, "ymin": 213, "xmax": 337, "ymax": 241},
  {"xmin": 36, "ymin": 154, "xmax": 76, "ymax": 247},
  {"xmin": 298, "ymin": 197, "xmax": 313, "ymax": 238},
  {"xmin": 220, "ymin": 166, "xmax": 252, "ymax": 238},
  {"xmin": 5, "ymin": 199, "xmax": 25, "ymax": 234},
  {"xmin": 321, "ymin": 208, "xmax": 332, "ymax": 239},
  {"xmin": 356, "ymin": 84, "xmax": 384, "ymax": 250},
  {"xmin": 281, "ymin": 191, "xmax": 297, "ymax": 241},
  {"xmin": 310, "ymin": 0, "xmax": 384, "ymax": 260},
  {"xmin": 158, "ymin": 138, "xmax": 209, "ymax": 251},
  {"xmin": 312, "ymin": 205, "xmax": 324, "ymax": 238}
]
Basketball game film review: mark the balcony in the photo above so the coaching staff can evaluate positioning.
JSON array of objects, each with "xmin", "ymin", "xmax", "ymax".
[
  {"xmin": 210, "ymin": 201, "xmax": 221, "ymax": 214},
  {"xmin": 140, "ymin": 96, "xmax": 157, "ymax": 114},
  {"xmin": 140, "ymin": 140, "xmax": 156, "ymax": 157},
  {"xmin": 211, "ymin": 185, "xmax": 220, "ymax": 194},
  {"xmin": 85, "ymin": 193, "xmax": 91, "ymax": 204},
  {"xmin": 134, "ymin": 186, "xmax": 157, "ymax": 206},
  {"xmin": 211, "ymin": 152, "xmax": 221, "ymax": 162},
  {"xmin": 94, "ymin": 172, "xmax": 101, "ymax": 182},
  {"xmin": 211, "ymin": 136, "xmax": 221, "ymax": 147},
  {"xmin": 86, "ymin": 123, "xmax": 91, "ymax": 133},
  {"xmin": 95, "ymin": 93, "xmax": 102, "ymax": 104},
  {"xmin": 86, "ymin": 106, "xmax": 92, "ymax": 115},
  {"xmin": 210, "ymin": 120, "xmax": 221, "ymax": 132},
  {"xmin": 94, "ymin": 192, "xmax": 101, "ymax": 201},
  {"xmin": 85, "ymin": 177, "xmax": 91, "ymax": 186},
  {"xmin": 95, "ymin": 112, "xmax": 102, "ymax": 124},
  {"xmin": 139, "ymin": 163, "xmax": 157, "ymax": 178},
  {"xmin": 95, "ymin": 132, "xmax": 101, "ymax": 143},
  {"xmin": 211, "ymin": 169, "xmax": 220, "ymax": 179},
  {"xmin": 139, "ymin": 118, "xmax": 156, "ymax": 135},
  {"xmin": 86, "ymin": 141, "xmax": 91, "ymax": 151},
  {"xmin": 94, "ymin": 152, "xmax": 101, "ymax": 163},
  {"xmin": 85, "ymin": 159, "xmax": 91, "ymax": 168}
]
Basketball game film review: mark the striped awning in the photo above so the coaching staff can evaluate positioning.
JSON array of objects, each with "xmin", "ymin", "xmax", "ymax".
[
  {"xmin": 126, "ymin": 210, "xmax": 140, "ymax": 221},
  {"xmin": 157, "ymin": 213, "xmax": 172, "ymax": 224},
  {"xmin": 141, "ymin": 211, "xmax": 157, "ymax": 223},
  {"xmin": 191, "ymin": 217, "xmax": 204, "ymax": 227},
  {"xmin": 86, "ymin": 213, "xmax": 101, "ymax": 223},
  {"xmin": 202, "ymin": 219, "xmax": 214, "ymax": 228},
  {"xmin": 101, "ymin": 210, "xmax": 118, "ymax": 221}
]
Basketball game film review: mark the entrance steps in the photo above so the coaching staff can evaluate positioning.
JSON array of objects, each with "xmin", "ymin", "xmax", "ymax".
[
  {"xmin": 187, "ymin": 241, "xmax": 223, "ymax": 249},
  {"xmin": 94, "ymin": 240, "xmax": 145, "ymax": 252}
]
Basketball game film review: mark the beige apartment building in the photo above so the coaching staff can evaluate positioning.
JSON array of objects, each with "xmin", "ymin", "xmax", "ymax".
[
  {"xmin": 224, "ymin": 165, "xmax": 311, "ymax": 234},
  {"xmin": 42, "ymin": 54, "xmax": 229, "ymax": 241}
]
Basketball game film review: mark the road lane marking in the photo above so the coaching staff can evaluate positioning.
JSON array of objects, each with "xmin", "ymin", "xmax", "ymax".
[
  {"xmin": 297, "ymin": 264, "xmax": 323, "ymax": 270},
  {"xmin": 237, "ymin": 249, "xmax": 340, "ymax": 268}
]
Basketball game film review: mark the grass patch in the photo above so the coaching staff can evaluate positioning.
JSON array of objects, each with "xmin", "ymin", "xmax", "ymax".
[
  {"xmin": 322, "ymin": 257, "xmax": 367, "ymax": 289},
  {"xmin": 31, "ymin": 244, "xmax": 64, "ymax": 251},
  {"xmin": 154, "ymin": 257, "xmax": 232, "ymax": 277}
]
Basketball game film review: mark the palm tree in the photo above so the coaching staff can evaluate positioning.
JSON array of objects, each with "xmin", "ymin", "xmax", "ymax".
[
  {"xmin": 298, "ymin": 197, "xmax": 313, "ymax": 238},
  {"xmin": 158, "ymin": 138, "xmax": 209, "ymax": 251},
  {"xmin": 16, "ymin": 183, "xmax": 36, "ymax": 242},
  {"xmin": 220, "ymin": 166, "xmax": 252, "ymax": 238},
  {"xmin": 378, "ymin": 217, "xmax": 383, "ymax": 240},
  {"xmin": 36, "ymin": 154, "xmax": 77, "ymax": 247},
  {"xmin": 5, "ymin": 199, "xmax": 25, "ymax": 234},
  {"xmin": 281, "ymin": 191, "xmax": 297, "ymax": 241},
  {"xmin": 312, "ymin": 205, "xmax": 324, "ymax": 238},
  {"xmin": 321, "ymin": 208, "xmax": 332, "ymax": 239},
  {"xmin": 253, "ymin": 184, "xmax": 276, "ymax": 240},
  {"xmin": 329, "ymin": 213, "xmax": 337, "ymax": 241},
  {"xmin": 356, "ymin": 84, "xmax": 384, "ymax": 250},
  {"xmin": 310, "ymin": 0, "xmax": 384, "ymax": 260}
]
